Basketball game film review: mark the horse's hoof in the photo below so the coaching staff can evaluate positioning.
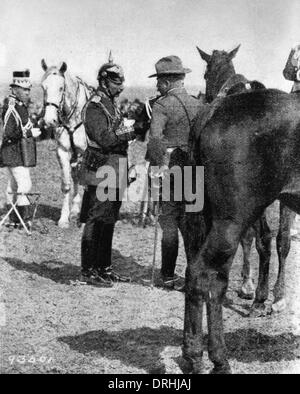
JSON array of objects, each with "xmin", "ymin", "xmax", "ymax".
[
  {"xmin": 271, "ymin": 298, "xmax": 287, "ymax": 314},
  {"xmin": 238, "ymin": 280, "xmax": 255, "ymax": 300},
  {"xmin": 58, "ymin": 220, "xmax": 70, "ymax": 229},
  {"xmin": 178, "ymin": 357, "xmax": 194, "ymax": 374},
  {"xmin": 248, "ymin": 302, "xmax": 269, "ymax": 317},
  {"xmin": 210, "ymin": 362, "xmax": 231, "ymax": 374},
  {"xmin": 238, "ymin": 289, "xmax": 255, "ymax": 300},
  {"xmin": 181, "ymin": 351, "xmax": 203, "ymax": 374}
]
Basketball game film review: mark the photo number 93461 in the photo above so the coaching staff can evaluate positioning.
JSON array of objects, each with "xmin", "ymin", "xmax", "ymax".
[{"xmin": 8, "ymin": 355, "xmax": 53, "ymax": 365}]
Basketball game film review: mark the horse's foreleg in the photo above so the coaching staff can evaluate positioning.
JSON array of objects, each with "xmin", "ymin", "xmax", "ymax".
[
  {"xmin": 249, "ymin": 214, "xmax": 272, "ymax": 316},
  {"xmin": 272, "ymin": 203, "xmax": 295, "ymax": 313},
  {"xmin": 239, "ymin": 226, "xmax": 255, "ymax": 299},
  {"xmin": 205, "ymin": 221, "xmax": 241, "ymax": 374},
  {"xmin": 183, "ymin": 259, "xmax": 204, "ymax": 374},
  {"xmin": 183, "ymin": 220, "xmax": 240, "ymax": 374},
  {"xmin": 69, "ymin": 126, "xmax": 86, "ymax": 224},
  {"xmin": 182, "ymin": 213, "xmax": 207, "ymax": 374},
  {"xmin": 56, "ymin": 146, "xmax": 71, "ymax": 228},
  {"xmin": 70, "ymin": 166, "xmax": 83, "ymax": 222}
]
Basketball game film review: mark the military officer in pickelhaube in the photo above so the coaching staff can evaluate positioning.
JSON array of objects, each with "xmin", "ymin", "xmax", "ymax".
[
  {"xmin": 0, "ymin": 70, "xmax": 40, "ymax": 227},
  {"xmin": 79, "ymin": 53, "xmax": 145, "ymax": 287}
]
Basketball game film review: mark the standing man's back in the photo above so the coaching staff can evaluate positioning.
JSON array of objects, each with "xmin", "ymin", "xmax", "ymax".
[{"xmin": 147, "ymin": 55, "xmax": 202, "ymax": 290}]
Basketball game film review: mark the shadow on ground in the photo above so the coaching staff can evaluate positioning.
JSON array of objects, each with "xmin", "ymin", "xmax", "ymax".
[
  {"xmin": 58, "ymin": 326, "xmax": 300, "ymax": 373},
  {"xmin": 59, "ymin": 325, "xmax": 182, "ymax": 374},
  {"xmin": 35, "ymin": 203, "xmax": 61, "ymax": 222},
  {"xmin": 3, "ymin": 257, "xmax": 80, "ymax": 284},
  {"xmin": 2, "ymin": 250, "xmax": 169, "ymax": 287}
]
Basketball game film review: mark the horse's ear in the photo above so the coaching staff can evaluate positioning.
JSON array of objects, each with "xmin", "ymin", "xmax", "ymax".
[
  {"xmin": 59, "ymin": 62, "xmax": 67, "ymax": 74},
  {"xmin": 41, "ymin": 59, "xmax": 48, "ymax": 71},
  {"xmin": 196, "ymin": 47, "xmax": 211, "ymax": 63},
  {"xmin": 228, "ymin": 45, "xmax": 241, "ymax": 61}
]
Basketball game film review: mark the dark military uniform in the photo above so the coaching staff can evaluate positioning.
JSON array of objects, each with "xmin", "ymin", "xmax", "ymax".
[
  {"xmin": 0, "ymin": 94, "xmax": 35, "ymax": 210},
  {"xmin": 80, "ymin": 87, "xmax": 136, "ymax": 276},
  {"xmin": 0, "ymin": 94, "xmax": 34, "ymax": 167},
  {"xmin": 147, "ymin": 87, "xmax": 201, "ymax": 280}
]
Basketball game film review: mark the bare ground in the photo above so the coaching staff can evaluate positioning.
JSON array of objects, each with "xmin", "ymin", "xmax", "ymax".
[{"xmin": 0, "ymin": 140, "xmax": 300, "ymax": 374}]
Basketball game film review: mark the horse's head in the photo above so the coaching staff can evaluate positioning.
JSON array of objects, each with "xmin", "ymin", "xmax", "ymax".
[
  {"xmin": 41, "ymin": 59, "xmax": 67, "ymax": 127},
  {"xmin": 283, "ymin": 45, "xmax": 300, "ymax": 83},
  {"xmin": 197, "ymin": 45, "xmax": 240, "ymax": 103}
]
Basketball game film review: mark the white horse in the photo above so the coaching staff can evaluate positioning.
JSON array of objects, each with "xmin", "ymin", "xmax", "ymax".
[{"xmin": 41, "ymin": 60, "xmax": 93, "ymax": 228}]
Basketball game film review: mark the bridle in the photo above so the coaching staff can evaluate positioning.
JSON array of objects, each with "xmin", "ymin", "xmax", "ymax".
[
  {"xmin": 43, "ymin": 72, "xmax": 93, "ymax": 162},
  {"xmin": 43, "ymin": 73, "xmax": 88, "ymax": 133}
]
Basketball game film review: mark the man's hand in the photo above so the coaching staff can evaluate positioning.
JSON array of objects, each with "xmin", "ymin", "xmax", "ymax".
[
  {"xmin": 115, "ymin": 119, "xmax": 135, "ymax": 135},
  {"xmin": 149, "ymin": 165, "xmax": 169, "ymax": 180},
  {"xmin": 123, "ymin": 119, "xmax": 135, "ymax": 128},
  {"xmin": 31, "ymin": 128, "xmax": 41, "ymax": 138}
]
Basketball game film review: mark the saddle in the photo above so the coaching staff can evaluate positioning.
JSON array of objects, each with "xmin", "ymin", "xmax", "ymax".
[
  {"xmin": 217, "ymin": 74, "xmax": 265, "ymax": 97},
  {"xmin": 190, "ymin": 74, "xmax": 266, "ymax": 153}
]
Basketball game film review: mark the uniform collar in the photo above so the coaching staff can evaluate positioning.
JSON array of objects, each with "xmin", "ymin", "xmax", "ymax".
[
  {"xmin": 166, "ymin": 87, "xmax": 186, "ymax": 96},
  {"xmin": 96, "ymin": 86, "xmax": 109, "ymax": 98},
  {"xmin": 96, "ymin": 86, "xmax": 117, "ymax": 104},
  {"xmin": 9, "ymin": 93, "xmax": 24, "ymax": 106}
]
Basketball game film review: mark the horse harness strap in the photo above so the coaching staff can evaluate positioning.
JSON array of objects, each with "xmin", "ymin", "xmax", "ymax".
[{"xmin": 217, "ymin": 74, "xmax": 266, "ymax": 98}]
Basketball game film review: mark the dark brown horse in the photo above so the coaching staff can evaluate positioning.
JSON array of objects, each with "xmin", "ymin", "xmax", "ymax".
[
  {"xmin": 195, "ymin": 46, "xmax": 295, "ymax": 314},
  {"xmin": 183, "ymin": 47, "xmax": 300, "ymax": 374}
]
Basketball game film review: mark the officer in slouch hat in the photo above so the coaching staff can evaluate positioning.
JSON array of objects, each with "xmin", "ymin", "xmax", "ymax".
[
  {"xmin": 79, "ymin": 55, "xmax": 145, "ymax": 287},
  {"xmin": 147, "ymin": 55, "xmax": 202, "ymax": 290},
  {"xmin": 0, "ymin": 70, "xmax": 40, "ymax": 227}
]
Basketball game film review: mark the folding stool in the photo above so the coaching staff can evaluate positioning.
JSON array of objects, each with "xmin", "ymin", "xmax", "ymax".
[{"xmin": 0, "ymin": 192, "xmax": 41, "ymax": 235}]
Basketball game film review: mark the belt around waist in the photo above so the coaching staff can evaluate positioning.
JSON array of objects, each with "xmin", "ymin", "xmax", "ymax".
[
  {"xmin": 88, "ymin": 146, "xmax": 127, "ymax": 156},
  {"xmin": 166, "ymin": 145, "xmax": 189, "ymax": 154}
]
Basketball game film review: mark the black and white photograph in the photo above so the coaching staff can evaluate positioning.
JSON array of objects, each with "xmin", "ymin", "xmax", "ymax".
[{"xmin": 0, "ymin": 0, "xmax": 300, "ymax": 376}]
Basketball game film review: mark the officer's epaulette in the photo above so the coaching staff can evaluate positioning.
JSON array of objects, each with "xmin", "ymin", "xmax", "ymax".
[
  {"xmin": 8, "ymin": 96, "xmax": 16, "ymax": 107},
  {"xmin": 90, "ymin": 91, "xmax": 106, "ymax": 104}
]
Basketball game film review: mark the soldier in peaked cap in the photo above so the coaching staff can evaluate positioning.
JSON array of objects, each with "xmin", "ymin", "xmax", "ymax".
[
  {"xmin": 79, "ymin": 54, "xmax": 145, "ymax": 287},
  {"xmin": 0, "ymin": 70, "xmax": 40, "ymax": 227},
  {"xmin": 147, "ymin": 55, "xmax": 203, "ymax": 290}
]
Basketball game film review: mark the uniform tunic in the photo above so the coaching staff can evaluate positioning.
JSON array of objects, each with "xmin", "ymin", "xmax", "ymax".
[
  {"xmin": 147, "ymin": 87, "xmax": 201, "ymax": 166},
  {"xmin": 80, "ymin": 89, "xmax": 135, "ymax": 188},
  {"xmin": 0, "ymin": 95, "xmax": 33, "ymax": 167},
  {"xmin": 0, "ymin": 95, "xmax": 34, "ymax": 207}
]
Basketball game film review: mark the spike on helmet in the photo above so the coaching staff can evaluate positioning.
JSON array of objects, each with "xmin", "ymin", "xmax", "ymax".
[{"xmin": 97, "ymin": 51, "xmax": 125, "ymax": 85}]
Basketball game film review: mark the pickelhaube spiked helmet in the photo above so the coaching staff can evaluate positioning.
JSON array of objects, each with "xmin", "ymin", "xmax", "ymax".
[{"xmin": 97, "ymin": 51, "xmax": 125, "ymax": 85}]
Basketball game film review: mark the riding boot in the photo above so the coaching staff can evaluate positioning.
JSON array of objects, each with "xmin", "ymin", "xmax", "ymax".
[
  {"xmin": 95, "ymin": 223, "xmax": 114, "ymax": 272},
  {"xmin": 8, "ymin": 209, "xmax": 20, "ymax": 226},
  {"xmin": 96, "ymin": 223, "xmax": 131, "ymax": 282},
  {"xmin": 160, "ymin": 224, "xmax": 179, "ymax": 279},
  {"xmin": 17, "ymin": 205, "xmax": 31, "ymax": 229},
  {"xmin": 81, "ymin": 220, "xmax": 104, "ymax": 274}
]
